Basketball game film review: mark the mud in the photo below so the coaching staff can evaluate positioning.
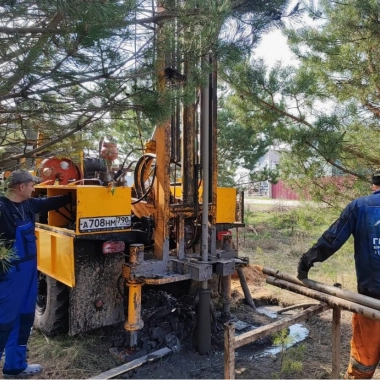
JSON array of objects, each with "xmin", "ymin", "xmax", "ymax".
[{"xmin": 93, "ymin": 266, "xmax": 361, "ymax": 379}]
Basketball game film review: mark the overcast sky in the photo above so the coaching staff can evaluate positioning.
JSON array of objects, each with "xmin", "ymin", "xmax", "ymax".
[
  {"xmin": 254, "ymin": 29, "xmax": 297, "ymax": 67},
  {"xmin": 254, "ymin": 1, "xmax": 318, "ymax": 68}
]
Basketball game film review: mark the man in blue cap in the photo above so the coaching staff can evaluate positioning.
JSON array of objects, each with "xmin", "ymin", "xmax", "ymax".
[{"xmin": 0, "ymin": 170, "xmax": 71, "ymax": 378}]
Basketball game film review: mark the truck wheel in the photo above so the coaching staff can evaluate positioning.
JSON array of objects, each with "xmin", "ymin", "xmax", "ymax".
[{"xmin": 34, "ymin": 272, "xmax": 69, "ymax": 336}]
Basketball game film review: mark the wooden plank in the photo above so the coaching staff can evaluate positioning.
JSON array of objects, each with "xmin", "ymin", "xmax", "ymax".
[
  {"xmin": 89, "ymin": 347, "xmax": 172, "ymax": 379},
  {"xmin": 234, "ymin": 303, "xmax": 329, "ymax": 349},
  {"xmin": 224, "ymin": 322, "xmax": 235, "ymax": 380},
  {"xmin": 331, "ymin": 307, "xmax": 341, "ymax": 379}
]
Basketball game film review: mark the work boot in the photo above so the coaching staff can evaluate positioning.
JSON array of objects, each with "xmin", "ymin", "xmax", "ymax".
[{"xmin": 3, "ymin": 364, "xmax": 42, "ymax": 378}]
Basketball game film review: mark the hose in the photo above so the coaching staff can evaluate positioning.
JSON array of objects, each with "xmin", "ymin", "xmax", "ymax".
[{"xmin": 132, "ymin": 153, "xmax": 156, "ymax": 204}]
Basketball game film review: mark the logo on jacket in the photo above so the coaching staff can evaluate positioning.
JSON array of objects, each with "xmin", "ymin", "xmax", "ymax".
[{"xmin": 373, "ymin": 238, "xmax": 380, "ymax": 254}]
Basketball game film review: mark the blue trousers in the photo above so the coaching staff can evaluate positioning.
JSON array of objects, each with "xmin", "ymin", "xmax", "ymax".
[{"xmin": 0, "ymin": 222, "xmax": 37, "ymax": 376}]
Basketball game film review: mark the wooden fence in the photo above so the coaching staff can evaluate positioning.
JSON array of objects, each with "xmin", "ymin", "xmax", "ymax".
[{"xmin": 224, "ymin": 303, "xmax": 332, "ymax": 379}]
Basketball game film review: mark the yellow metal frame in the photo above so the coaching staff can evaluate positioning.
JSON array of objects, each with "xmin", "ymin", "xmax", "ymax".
[
  {"xmin": 33, "ymin": 184, "xmax": 133, "ymax": 286},
  {"xmin": 34, "ymin": 184, "xmax": 132, "ymax": 235},
  {"xmin": 169, "ymin": 185, "xmax": 237, "ymax": 223},
  {"xmin": 216, "ymin": 188, "xmax": 237, "ymax": 224},
  {"xmin": 35, "ymin": 227, "xmax": 75, "ymax": 287}
]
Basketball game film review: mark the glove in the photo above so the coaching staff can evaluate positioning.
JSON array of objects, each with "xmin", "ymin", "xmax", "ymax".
[
  {"xmin": 63, "ymin": 192, "xmax": 72, "ymax": 205},
  {"xmin": 297, "ymin": 257, "xmax": 311, "ymax": 280}
]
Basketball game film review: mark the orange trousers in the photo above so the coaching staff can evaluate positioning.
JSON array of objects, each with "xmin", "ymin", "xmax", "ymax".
[{"xmin": 346, "ymin": 313, "xmax": 380, "ymax": 379}]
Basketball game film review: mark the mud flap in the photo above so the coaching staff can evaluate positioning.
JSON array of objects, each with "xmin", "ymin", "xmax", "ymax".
[{"xmin": 69, "ymin": 240, "xmax": 125, "ymax": 335}]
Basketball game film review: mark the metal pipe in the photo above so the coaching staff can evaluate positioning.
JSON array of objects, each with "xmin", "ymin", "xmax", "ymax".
[
  {"xmin": 236, "ymin": 267, "xmax": 256, "ymax": 310},
  {"xmin": 129, "ymin": 243, "xmax": 144, "ymax": 265},
  {"xmin": 266, "ymin": 276, "xmax": 380, "ymax": 320},
  {"xmin": 201, "ymin": 56, "xmax": 210, "ymax": 272},
  {"xmin": 222, "ymin": 275, "xmax": 231, "ymax": 317},
  {"xmin": 263, "ymin": 266, "xmax": 380, "ymax": 312},
  {"xmin": 210, "ymin": 55, "xmax": 217, "ymax": 216},
  {"xmin": 123, "ymin": 244, "xmax": 145, "ymax": 346},
  {"xmin": 124, "ymin": 281, "xmax": 144, "ymax": 347},
  {"xmin": 197, "ymin": 58, "xmax": 212, "ymax": 355},
  {"xmin": 197, "ymin": 289, "xmax": 211, "ymax": 354},
  {"xmin": 181, "ymin": 62, "xmax": 196, "ymax": 205}
]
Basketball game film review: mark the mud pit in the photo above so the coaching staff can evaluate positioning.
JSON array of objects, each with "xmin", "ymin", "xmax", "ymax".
[
  {"xmin": 92, "ymin": 266, "xmax": 371, "ymax": 379},
  {"xmin": 104, "ymin": 266, "xmax": 275, "ymax": 364}
]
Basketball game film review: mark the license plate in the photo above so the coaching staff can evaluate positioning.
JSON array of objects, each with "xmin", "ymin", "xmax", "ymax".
[{"xmin": 79, "ymin": 215, "xmax": 131, "ymax": 232}]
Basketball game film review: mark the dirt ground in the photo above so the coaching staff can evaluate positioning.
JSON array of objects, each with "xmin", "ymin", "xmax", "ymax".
[
  {"xmin": 2, "ymin": 200, "xmax": 377, "ymax": 380},
  {"xmin": 118, "ymin": 265, "xmax": 356, "ymax": 380},
  {"xmin": 19, "ymin": 265, "xmax": 374, "ymax": 380}
]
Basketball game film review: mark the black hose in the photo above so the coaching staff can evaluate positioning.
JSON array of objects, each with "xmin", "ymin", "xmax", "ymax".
[{"xmin": 132, "ymin": 153, "xmax": 156, "ymax": 204}]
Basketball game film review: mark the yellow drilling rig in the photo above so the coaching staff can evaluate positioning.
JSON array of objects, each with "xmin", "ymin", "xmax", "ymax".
[{"xmin": 29, "ymin": 2, "xmax": 247, "ymax": 354}]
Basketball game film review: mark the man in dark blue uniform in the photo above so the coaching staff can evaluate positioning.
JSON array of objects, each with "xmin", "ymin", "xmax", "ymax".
[
  {"xmin": 297, "ymin": 170, "xmax": 380, "ymax": 379},
  {"xmin": 0, "ymin": 170, "xmax": 71, "ymax": 378}
]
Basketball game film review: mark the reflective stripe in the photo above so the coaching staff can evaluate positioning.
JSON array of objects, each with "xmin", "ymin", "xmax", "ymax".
[{"xmin": 350, "ymin": 357, "xmax": 377, "ymax": 373}]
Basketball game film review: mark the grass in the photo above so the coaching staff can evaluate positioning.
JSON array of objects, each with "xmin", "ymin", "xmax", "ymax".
[
  {"xmin": 239, "ymin": 202, "xmax": 356, "ymax": 292},
  {"xmin": 28, "ymin": 330, "xmax": 120, "ymax": 379},
  {"xmin": 272, "ymin": 329, "xmax": 306, "ymax": 378}
]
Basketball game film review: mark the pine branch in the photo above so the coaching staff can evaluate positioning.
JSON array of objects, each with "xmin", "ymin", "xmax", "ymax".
[
  {"xmin": 0, "ymin": 241, "xmax": 18, "ymax": 274},
  {"xmin": 304, "ymin": 140, "xmax": 369, "ymax": 181},
  {"xmin": 0, "ymin": 26, "xmax": 59, "ymax": 34},
  {"xmin": 0, "ymin": 11, "xmax": 64, "ymax": 98}
]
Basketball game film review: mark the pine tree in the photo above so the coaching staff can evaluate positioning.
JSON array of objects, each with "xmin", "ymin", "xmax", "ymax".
[
  {"xmin": 0, "ymin": 0, "xmax": 295, "ymax": 177},
  {"xmin": 220, "ymin": 0, "xmax": 380, "ymax": 205}
]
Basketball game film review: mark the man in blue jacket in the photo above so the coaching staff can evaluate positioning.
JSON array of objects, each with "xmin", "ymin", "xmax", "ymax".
[
  {"xmin": 0, "ymin": 170, "xmax": 71, "ymax": 378},
  {"xmin": 298, "ymin": 170, "xmax": 380, "ymax": 379}
]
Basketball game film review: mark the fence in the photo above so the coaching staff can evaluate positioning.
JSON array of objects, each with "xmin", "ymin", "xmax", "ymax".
[{"xmin": 224, "ymin": 267, "xmax": 380, "ymax": 379}]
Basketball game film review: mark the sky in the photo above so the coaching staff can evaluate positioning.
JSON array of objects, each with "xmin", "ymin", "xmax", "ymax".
[
  {"xmin": 254, "ymin": 29, "xmax": 297, "ymax": 67},
  {"xmin": 254, "ymin": 0, "xmax": 319, "ymax": 67}
]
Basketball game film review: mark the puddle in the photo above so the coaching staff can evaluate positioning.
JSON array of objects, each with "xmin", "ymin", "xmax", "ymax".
[
  {"xmin": 256, "ymin": 305, "xmax": 281, "ymax": 319},
  {"xmin": 233, "ymin": 305, "xmax": 310, "ymax": 359},
  {"xmin": 252, "ymin": 323, "xmax": 309, "ymax": 358}
]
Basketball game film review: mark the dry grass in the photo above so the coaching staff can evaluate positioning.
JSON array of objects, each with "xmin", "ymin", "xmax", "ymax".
[
  {"xmin": 25, "ymin": 330, "xmax": 120, "ymax": 379},
  {"xmin": 237, "ymin": 202, "xmax": 356, "ymax": 304}
]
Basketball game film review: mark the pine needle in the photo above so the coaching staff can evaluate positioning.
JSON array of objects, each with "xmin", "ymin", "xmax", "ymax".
[{"xmin": 0, "ymin": 241, "xmax": 18, "ymax": 274}]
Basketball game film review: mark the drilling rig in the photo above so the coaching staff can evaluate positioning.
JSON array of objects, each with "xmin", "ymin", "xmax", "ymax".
[{"xmin": 31, "ymin": 1, "xmax": 247, "ymax": 354}]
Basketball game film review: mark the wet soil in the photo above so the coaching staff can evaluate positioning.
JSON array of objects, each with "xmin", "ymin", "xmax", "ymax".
[{"xmin": 122, "ymin": 265, "xmax": 356, "ymax": 380}]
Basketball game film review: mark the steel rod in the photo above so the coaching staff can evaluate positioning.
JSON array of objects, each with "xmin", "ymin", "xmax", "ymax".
[
  {"xmin": 197, "ymin": 288, "xmax": 211, "ymax": 354},
  {"xmin": 201, "ymin": 56, "xmax": 210, "ymax": 270},
  {"xmin": 221, "ymin": 274, "xmax": 231, "ymax": 317},
  {"xmin": 236, "ymin": 267, "xmax": 256, "ymax": 310},
  {"xmin": 266, "ymin": 276, "xmax": 380, "ymax": 320},
  {"xmin": 263, "ymin": 266, "xmax": 380, "ymax": 312}
]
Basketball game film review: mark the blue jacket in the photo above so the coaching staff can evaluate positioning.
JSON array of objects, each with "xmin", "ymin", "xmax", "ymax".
[
  {"xmin": 302, "ymin": 189, "xmax": 380, "ymax": 297},
  {"xmin": 0, "ymin": 195, "xmax": 70, "ymax": 245}
]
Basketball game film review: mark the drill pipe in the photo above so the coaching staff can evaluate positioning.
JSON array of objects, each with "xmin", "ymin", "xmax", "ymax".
[
  {"xmin": 266, "ymin": 276, "xmax": 380, "ymax": 320},
  {"xmin": 263, "ymin": 266, "xmax": 380, "ymax": 312},
  {"xmin": 236, "ymin": 267, "xmax": 256, "ymax": 310}
]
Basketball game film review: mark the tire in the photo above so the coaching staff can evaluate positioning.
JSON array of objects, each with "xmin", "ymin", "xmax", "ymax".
[{"xmin": 34, "ymin": 272, "xmax": 70, "ymax": 336}]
